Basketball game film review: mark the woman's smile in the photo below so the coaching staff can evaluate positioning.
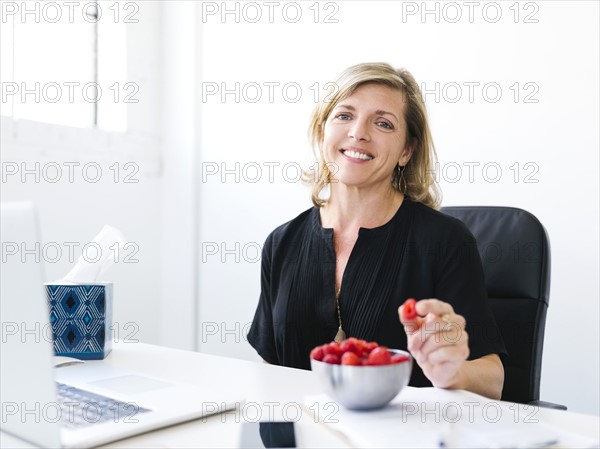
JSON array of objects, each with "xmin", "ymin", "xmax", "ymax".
[{"xmin": 340, "ymin": 147, "xmax": 374, "ymax": 162}]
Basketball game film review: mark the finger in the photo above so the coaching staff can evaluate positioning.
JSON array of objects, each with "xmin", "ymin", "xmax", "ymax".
[
  {"xmin": 416, "ymin": 299, "xmax": 455, "ymax": 317},
  {"xmin": 426, "ymin": 343, "xmax": 470, "ymax": 366},
  {"xmin": 418, "ymin": 313, "xmax": 466, "ymax": 343},
  {"xmin": 406, "ymin": 333, "xmax": 424, "ymax": 354},
  {"xmin": 419, "ymin": 324, "xmax": 469, "ymax": 360},
  {"xmin": 425, "ymin": 361, "xmax": 464, "ymax": 389},
  {"xmin": 404, "ymin": 313, "xmax": 437, "ymax": 354},
  {"xmin": 410, "ymin": 348, "xmax": 428, "ymax": 367},
  {"xmin": 441, "ymin": 313, "xmax": 467, "ymax": 330},
  {"xmin": 404, "ymin": 320, "xmax": 425, "ymax": 354},
  {"xmin": 402, "ymin": 309, "xmax": 463, "ymax": 355}
]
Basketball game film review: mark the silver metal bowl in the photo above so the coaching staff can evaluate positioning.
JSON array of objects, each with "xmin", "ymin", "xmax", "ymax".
[{"xmin": 310, "ymin": 349, "xmax": 413, "ymax": 410}]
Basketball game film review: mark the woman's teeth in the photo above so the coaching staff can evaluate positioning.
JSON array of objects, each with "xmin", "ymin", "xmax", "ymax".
[{"xmin": 343, "ymin": 150, "xmax": 373, "ymax": 160}]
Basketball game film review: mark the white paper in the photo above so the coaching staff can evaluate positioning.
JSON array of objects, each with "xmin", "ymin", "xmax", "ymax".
[
  {"xmin": 304, "ymin": 387, "xmax": 599, "ymax": 449},
  {"xmin": 59, "ymin": 225, "xmax": 127, "ymax": 283}
]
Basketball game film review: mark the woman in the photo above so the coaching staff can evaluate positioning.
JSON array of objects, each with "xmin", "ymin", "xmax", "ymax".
[{"xmin": 248, "ymin": 63, "xmax": 505, "ymax": 399}]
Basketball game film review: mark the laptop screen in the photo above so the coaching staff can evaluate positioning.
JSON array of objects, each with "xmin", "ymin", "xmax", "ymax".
[{"xmin": 1, "ymin": 202, "xmax": 62, "ymax": 447}]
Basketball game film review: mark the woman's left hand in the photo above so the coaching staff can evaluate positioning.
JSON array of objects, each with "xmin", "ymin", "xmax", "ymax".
[{"xmin": 398, "ymin": 298, "xmax": 469, "ymax": 389}]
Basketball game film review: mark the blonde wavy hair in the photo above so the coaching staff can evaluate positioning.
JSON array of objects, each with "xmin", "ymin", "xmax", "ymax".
[{"xmin": 305, "ymin": 62, "xmax": 441, "ymax": 209}]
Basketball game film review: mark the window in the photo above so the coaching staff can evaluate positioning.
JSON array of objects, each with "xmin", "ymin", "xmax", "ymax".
[{"xmin": 1, "ymin": 1, "xmax": 130, "ymax": 132}]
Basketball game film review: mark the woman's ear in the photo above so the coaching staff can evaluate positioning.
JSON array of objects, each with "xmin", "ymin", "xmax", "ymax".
[{"xmin": 399, "ymin": 144, "xmax": 414, "ymax": 166}]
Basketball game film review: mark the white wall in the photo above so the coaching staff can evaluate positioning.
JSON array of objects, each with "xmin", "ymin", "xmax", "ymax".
[
  {"xmin": 193, "ymin": 1, "xmax": 599, "ymax": 415},
  {"xmin": 0, "ymin": 127, "xmax": 162, "ymax": 344}
]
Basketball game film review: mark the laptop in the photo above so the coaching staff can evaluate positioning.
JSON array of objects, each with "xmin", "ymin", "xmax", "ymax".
[{"xmin": 0, "ymin": 202, "xmax": 242, "ymax": 448}]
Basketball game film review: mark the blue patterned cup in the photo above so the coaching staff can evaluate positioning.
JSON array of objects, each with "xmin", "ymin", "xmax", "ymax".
[{"xmin": 45, "ymin": 283, "xmax": 113, "ymax": 360}]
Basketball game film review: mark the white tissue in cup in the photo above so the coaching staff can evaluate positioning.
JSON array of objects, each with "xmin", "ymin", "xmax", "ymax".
[{"xmin": 44, "ymin": 226, "xmax": 125, "ymax": 360}]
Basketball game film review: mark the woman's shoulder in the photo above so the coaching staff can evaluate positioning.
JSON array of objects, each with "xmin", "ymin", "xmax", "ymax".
[
  {"xmin": 408, "ymin": 200, "xmax": 475, "ymax": 244},
  {"xmin": 263, "ymin": 207, "xmax": 317, "ymax": 250}
]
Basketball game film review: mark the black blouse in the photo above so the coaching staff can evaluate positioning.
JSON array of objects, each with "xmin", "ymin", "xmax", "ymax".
[{"xmin": 248, "ymin": 198, "xmax": 506, "ymax": 387}]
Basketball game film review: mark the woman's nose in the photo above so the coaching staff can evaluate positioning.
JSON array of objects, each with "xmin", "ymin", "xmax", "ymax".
[{"xmin": 348, "ymin": 119, "xmax": 370, "ymax": 141}]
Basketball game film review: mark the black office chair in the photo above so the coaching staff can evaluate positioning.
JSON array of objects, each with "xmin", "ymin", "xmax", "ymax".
[{"xmin": 441, "ymin": 206, "xmax": 566, "ymax": 409}]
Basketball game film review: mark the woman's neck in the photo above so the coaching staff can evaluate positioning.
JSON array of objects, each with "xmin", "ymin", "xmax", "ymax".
[{"xmin": 320, "ymin": 186, "xmax": 404, "ymax": 231}]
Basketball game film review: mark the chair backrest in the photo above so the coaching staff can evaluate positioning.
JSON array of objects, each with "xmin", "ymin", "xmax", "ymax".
[{"xmin": 441, "ymin": 206, "xmax": 551, "ymax": 403}]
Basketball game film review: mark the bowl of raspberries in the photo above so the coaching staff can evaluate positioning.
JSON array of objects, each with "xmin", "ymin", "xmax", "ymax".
[{"xmin": 310, "ymin": 337, "xmax": 412, "ymax": 410}]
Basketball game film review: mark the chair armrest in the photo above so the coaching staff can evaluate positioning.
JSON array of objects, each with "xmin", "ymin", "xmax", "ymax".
[{"xmin": 528, "ymin": 400, "xmax": 567, "ymax": 410}]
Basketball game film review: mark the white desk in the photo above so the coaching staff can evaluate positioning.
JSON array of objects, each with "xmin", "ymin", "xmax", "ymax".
[{"xmin": 2, "ymin": 342, "xmax": 598, "ymax": 448}]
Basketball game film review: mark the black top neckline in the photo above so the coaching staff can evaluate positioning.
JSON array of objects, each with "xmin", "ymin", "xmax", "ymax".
[{"xmin": 311, "ymin": 196, "xmax": 412, "ymax": 240}]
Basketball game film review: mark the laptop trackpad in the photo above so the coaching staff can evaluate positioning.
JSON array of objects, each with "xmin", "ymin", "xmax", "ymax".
[{"xmin": 89, "ymin": 374, "xmax": 174, "ymax": 395}]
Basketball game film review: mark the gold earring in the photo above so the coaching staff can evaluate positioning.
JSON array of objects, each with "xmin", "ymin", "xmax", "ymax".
[{"xmin": 398, "ymin": 164, "xmax": 407, "ymax": 194}]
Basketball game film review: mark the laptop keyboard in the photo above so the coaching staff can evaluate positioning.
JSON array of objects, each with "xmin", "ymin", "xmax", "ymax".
[{"xmin": 56, "ymin": 382, "xmax": 151, "ymax": 429}]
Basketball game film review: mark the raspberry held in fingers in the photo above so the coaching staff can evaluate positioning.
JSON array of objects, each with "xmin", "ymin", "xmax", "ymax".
[{"xmin": 402, "ymin": 298, "xmax": 418, "ymax": 320}]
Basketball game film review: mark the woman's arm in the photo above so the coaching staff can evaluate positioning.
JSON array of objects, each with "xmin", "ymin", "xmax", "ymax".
[
  {"xmin": 399, "ymin": 299, "xmax": 504, "ymax": 400},
  {"xmin": 451, "ymin": 354, "xmax": 504, "ymax": 400},
  {"xmin": 247, "ymin": 233, "xmax": 279, "ymax": 365}
]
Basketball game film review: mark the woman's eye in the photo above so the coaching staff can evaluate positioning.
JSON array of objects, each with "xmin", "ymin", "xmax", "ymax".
[
  {"xmin": 376, "ymin": 121, "xmax": 393, "ymax": 130},
  {"xmin": 336, "ymin": 113, "xmax": 351, "ymax": 120}
]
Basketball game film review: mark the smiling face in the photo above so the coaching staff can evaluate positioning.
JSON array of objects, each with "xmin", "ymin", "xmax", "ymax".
[{"xmin": 321, "ymin": 83, "xmax": 413, "ymax": 193}]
